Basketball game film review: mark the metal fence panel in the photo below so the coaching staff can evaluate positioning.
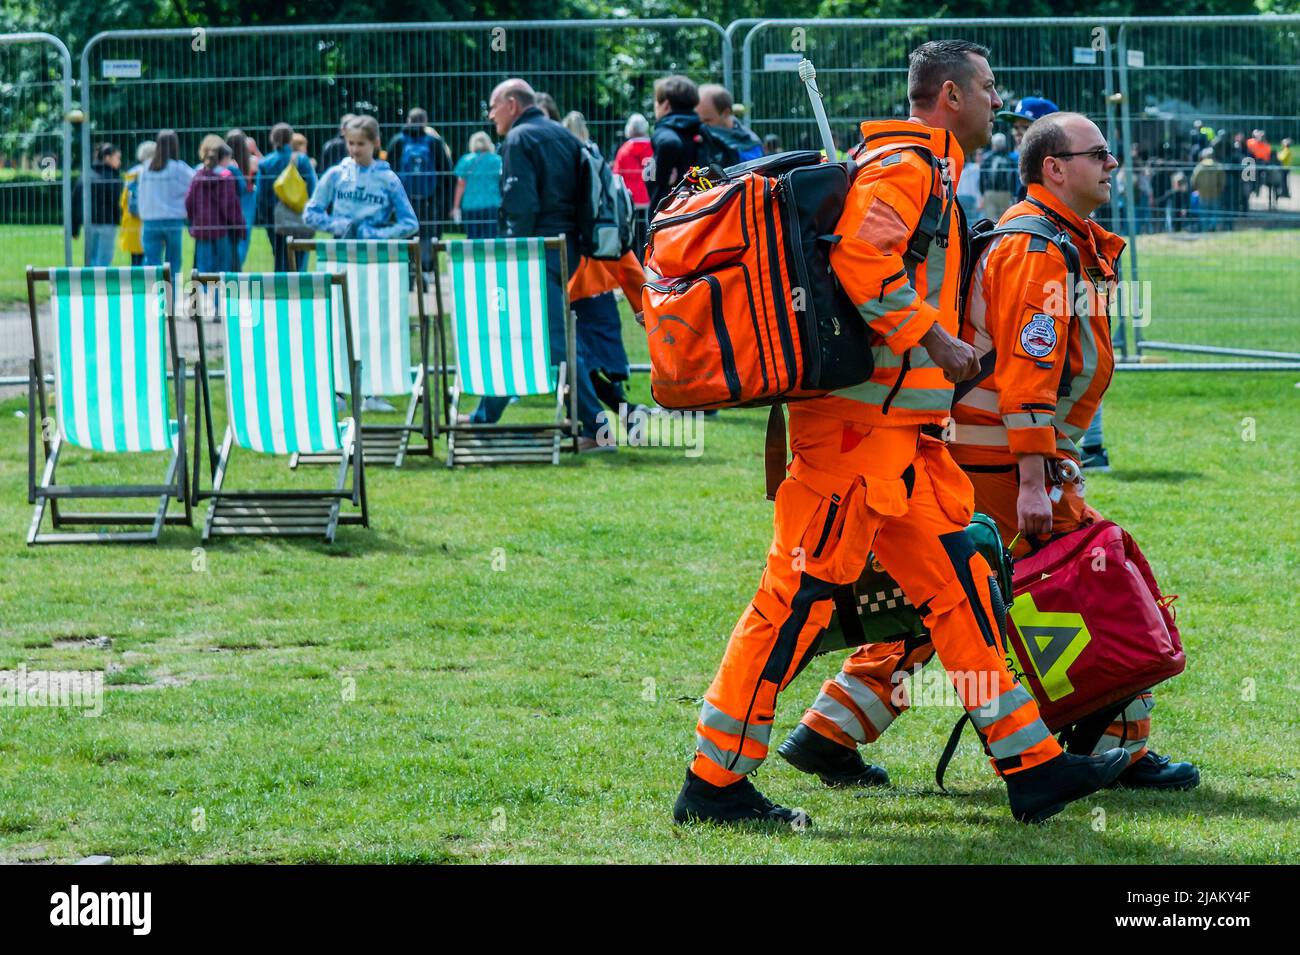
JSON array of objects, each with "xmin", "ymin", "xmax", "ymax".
[
  {"xmin": 80, "ymin": 20, "xmax": 728, "ymax": 240},
  {"xmin": 741, "ymin": 16, "xmax": 1300, "ymax": 366},
  {"xmin": 1116, "ymin": 18, "xmax": 1300, "ymax": 361},
  {"xmin": 0, "ymin": 32, "xmax": 72, "ymax": 379},
  {"xmin": 4, "ymin": 17, "xmax": 1298, "ymax": 386},
  {"xmin": 742, "ymin": 19, "xmax": 1118, "ymax": 156}
]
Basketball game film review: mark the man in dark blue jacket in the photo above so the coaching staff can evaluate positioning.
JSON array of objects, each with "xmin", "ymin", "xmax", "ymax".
[
  {"xmin": 479, "ymin": 78, "xmax": 604, "ymax": 450},
  {"xmin": 647, "ymin": 75, "xmax": 702, "ymax": 215}
]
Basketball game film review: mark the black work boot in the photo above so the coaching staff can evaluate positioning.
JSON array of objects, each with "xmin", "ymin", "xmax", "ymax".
[
  {"xmin": 777, "ymin": 723, "xmax": 890, "ymax": 788},
  {"xmin": 1110, "ymin": 751, "xmax": 1200, "ymax": 790},
  {"xmin": 672, "ymin": 769, "xmax": 810, "ymax": 829},
  {"xmin": 1005, "ymin": 747, "xmax": 1130, "ymax": 824}
]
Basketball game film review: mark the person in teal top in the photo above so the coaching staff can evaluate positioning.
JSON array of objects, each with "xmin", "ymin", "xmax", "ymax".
[{"xmin": 451, "ymin": 132, "xmax": 503, "ymax": 239}]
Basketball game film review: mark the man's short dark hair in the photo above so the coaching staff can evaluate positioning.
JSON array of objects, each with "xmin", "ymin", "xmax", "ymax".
[
  {"xmin": 654, "ymin": 75, "xmax": 699, "ymax": 113},
  {"xmin": 1019, "ymin": 113, "xmax": 1078, "ymax": 185},
  {"xmin": 907, "ymin": 40, "xmax": 991, "ymax": 111}
]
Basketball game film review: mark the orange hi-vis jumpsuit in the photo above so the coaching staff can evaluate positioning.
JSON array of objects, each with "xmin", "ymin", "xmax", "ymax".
[
  {"xmin": 956, "ymin": 186, "xmax": 1151, "ymax": 762},
  {"xmin": 568, "ymin": 250, "xmax": 646, "ymax": 306},
  {"xmin": 799, "ymin": 185, "xmax": 1152, "ymax": 765},
  {"xmin": 691, "ymin": 120, "xmax": 1064, "ymax": 788}
]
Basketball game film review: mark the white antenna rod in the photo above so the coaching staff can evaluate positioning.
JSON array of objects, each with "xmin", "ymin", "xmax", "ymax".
[{"xmin": 797, "ymin": 59, "xmax": 837, "ymax": 159}]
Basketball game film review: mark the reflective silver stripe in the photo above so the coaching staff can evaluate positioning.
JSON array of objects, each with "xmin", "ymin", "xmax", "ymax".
[
  {"xmin": 1003, "ymin": 411, "xmax": 1051, "ymax": 431},
  {"xmin": 954, "ymin": 385, "xmax": 1000, "ymax": 414},
  {"xmin": 889, "ymin": 386, "xmax": 955, "ymax": 411},
  {"xmin": 1121, "ymin": 693, "xmax": 1155, "ymax": 722},
  {"xmin": 909, "ymin": 345, "xmax": 939, "ymax": 370},
  {"xmin": 872, "ymin": 344, "xmax": 906, "ymax": 369},
  {"xmin": 858, "ymin": 286, "xmax": 917, "ymax": 325},
  {"xmin": 699, "ymin": 700, "xmax": 753, "ymax": 738},
  {"xmin": 951, "ymin": 422, "xmax": 1009, "ymax": 445},
  {"xmin": 871, "ymin": 343, "xmax": 937, "ymax": 373},
  {"xmin": 832, "ymin": 673, "xmax": 896, "ymax": 738},
  {"xmin": 695, "ymin": 733, "xmax": 764, "ymax": 775},
  {"xmin": 838, "ymin": 379, "xmax": 952, "ymax": 410},
  {"xmin": 987, "ymin": 718, "xmax": 1052, "ymax": 759},
  {"xmin": 855, "ymin": 143, "xmax": 919, "ymax": 167},
  {"xmin": 970, "ymin": 684, "xmax": 1035, "ymax": 730},
  {"xmin": 808, "ymin": 692, "xmax": 872, "ymax": 744},
  {"xmin": 922, "ymin": 197, "xmax": 949, "ymax": 310},
  {"xmin": 1096, "ymin": 732, "xmax": 1148, "ymax": 757}
]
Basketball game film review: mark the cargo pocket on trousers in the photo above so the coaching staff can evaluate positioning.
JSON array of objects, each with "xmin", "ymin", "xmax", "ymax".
[
  {"xmin": 918, "ymin": 436, "xmax": 975, "ymax": 528},
  {"xmin": 774, "ymin": 473, "xmax": 867, "ymax": 584}
]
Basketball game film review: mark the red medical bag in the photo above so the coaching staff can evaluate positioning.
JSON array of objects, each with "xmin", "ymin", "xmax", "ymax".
[{"xmin": 1004, "ymin": 520, "xmax": 1185, "ymax": 731}]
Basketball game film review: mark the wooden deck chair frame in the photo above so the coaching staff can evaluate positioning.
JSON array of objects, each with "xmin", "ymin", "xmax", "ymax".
[
  {"xmin": 288, "ymin": 237, "xmax": 435, "ymax": 467},
  {"xmin": 432, "ymin": 236, "xmax": 579, "ymax": 466},
  {"xmin": 25, "ymin": 265, "xmax": 192, "ymax": 545},
  {"xmin": 189, "ymin": 270, "xmax": 368, "ymax": 543}
]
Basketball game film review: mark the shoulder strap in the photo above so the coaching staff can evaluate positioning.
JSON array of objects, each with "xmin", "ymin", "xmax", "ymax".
[
  {"xmin": 764, "ymin": 402, "xmax": 787, "ymax": 502},
  {"xmin": 952, "ymin": 213, "xmax": 1082, "ymax": 406},
  {"xmin": 936, "ymin": 712, "xmax": 971, "ymax": 791},
  {"xmin": 855, "ymin": 142, "xmax": 947, "ymax": 268}
]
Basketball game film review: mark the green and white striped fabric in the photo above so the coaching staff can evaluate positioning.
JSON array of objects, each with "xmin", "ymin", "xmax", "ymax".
[
  {"xmin": 313, "ymin": 240, "xmax": 413, "ymax": 397},
  {"xmin": 50, "ymin": 267, "xmax": 173, "ymax": 453},
  {"xmin": 219, "ymin": 272, "xmax": 343, "ymax": 455},
  {"xmin": 448, "ymin": 238, "xmax": 555, "ymax": 397}
]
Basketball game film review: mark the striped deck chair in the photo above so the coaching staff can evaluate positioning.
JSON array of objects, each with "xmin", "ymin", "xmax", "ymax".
[
  {"xmin": 290, "ymin": 238, "xmax": 435, "ymax": 467},
  {"xmin": 189, "ymin": 270, "xmax": 368, "ymax": 543},
  {"xmin": 25, "ymin": 266, "xmax": 190, "ymax": 545},
  {"xmin": 434, "ymin": 236, "xmax": 578, "ymax": 466}
]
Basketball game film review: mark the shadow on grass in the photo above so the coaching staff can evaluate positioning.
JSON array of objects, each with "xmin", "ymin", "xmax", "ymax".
[
  {"xmin": 793, "ymin": 780, "xmax": 1295, "ymax": 860},
  {"xmin": 1105, "ymin": 469, "xmax": 1204, "ymax": 484}
]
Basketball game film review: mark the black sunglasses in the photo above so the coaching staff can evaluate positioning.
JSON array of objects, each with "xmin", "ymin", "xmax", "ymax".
[{"xmin": 1051, "ymin": 147, "xmax": 1113, "ymax": 162}]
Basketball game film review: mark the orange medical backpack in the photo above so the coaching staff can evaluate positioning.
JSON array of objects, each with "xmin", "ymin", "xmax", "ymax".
[{"xmin": 641, "ymin": 143, "xmax": 954, "ymax": 412}]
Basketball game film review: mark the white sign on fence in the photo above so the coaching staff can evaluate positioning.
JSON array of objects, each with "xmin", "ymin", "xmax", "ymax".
[
  {"xmin": 102, "ymin": 59, "xmax": 142, "ymax": 79},
  {"xmin": 1073, "ymin": 47, "xmax": 1098, "ymax": 65},
  {"xmin": 1127, "ymin": 49, "xmax": 1145, "ymax": 68},
  {"xmin": 764, "ymin": 53, "xmax": 804, "ymax": 71}
]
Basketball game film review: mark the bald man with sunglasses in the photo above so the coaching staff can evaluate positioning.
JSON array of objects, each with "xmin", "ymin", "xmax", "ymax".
[
  {"xmin": 781, "ymin": 112, "xmax": 1198, "ymax": 794},
  {"xmin": 947, "ymin": 112, "xmax": 1198, "ymax": 789}
]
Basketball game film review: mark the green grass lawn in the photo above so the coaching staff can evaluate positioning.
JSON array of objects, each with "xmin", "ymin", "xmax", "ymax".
[
  {"xmin": 0, "ymin": 356, "xmax": 1296, "ymax": 862},
  {"xmin": 1132, "ymin": 229, "xmax": 1300, "ymax": 356},
  {"xmin": 1, "ymin": 229, "xmax": 278, "ymax": 308}
]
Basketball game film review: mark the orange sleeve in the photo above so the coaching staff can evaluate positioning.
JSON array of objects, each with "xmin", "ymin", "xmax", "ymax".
[
  {"xmin": 828, "ymin": 156, "xmax": 938, "ymax": 355},
  {"xmin": 568, "ymin": 253, "xmax": 646, "ymax": 305},
  {"xmin": 567, "ymin": 258, "xmax": 605, "ymax": 301},
  {"xmin": 612, "ymin": 251, "xmax": 647, "ymax": 305},
  {"xmin": 986, "ymin": 237, "xmax": 1071, "ymax": 457}
]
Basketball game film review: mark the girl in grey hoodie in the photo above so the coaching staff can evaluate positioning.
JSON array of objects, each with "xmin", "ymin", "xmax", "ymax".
[
  {"xmin": 304, "ymin": 116, "xmax": 418, "ymax": 240},
  {"xmin": 304, "ymin": 116, "xmax": 419, "ymax": 412}
]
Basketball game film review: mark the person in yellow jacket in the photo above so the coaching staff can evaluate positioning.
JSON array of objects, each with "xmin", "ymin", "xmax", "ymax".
[
  {"xmin": 673, "ymin": 41, "xmax": 1133, "ymax": 828},
  {"xmin": 117, "ymin": 140, "xmax": 155, "ymax": 265}
]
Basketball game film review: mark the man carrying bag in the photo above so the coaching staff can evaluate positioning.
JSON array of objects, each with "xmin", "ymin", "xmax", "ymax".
[
  {"xmin": 781, "ymin": 113, "xmax": 1198, "ymax": 793},
  {"xmin": 673, "ymin": 44, "xmax": 1133, "ymax": 829}
]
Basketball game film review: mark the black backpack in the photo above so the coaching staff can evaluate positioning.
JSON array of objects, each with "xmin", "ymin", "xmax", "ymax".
[
  {"xmin": 575, "ymin": 140, "xmax": 636, "ymax": 260},
  {"xmin": 696, "ymin": 123, "xmax": 765, "ymax": 168},
  {"xmin": 953, "ymin": 209, "xmax": 1083, "ymax": 404}
]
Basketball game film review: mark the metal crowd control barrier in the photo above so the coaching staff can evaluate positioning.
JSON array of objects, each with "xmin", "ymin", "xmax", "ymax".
[
  {"xmin": 0, "ymin": 33, "xmax": 72, "ymax": 376},
  {"xmin": 79, "ymin": 19, "xmax": 730, "ymax": 237},
  {"xmin": 739, "ymin": 16, "xmax": 1300, "ymax": 370}
]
